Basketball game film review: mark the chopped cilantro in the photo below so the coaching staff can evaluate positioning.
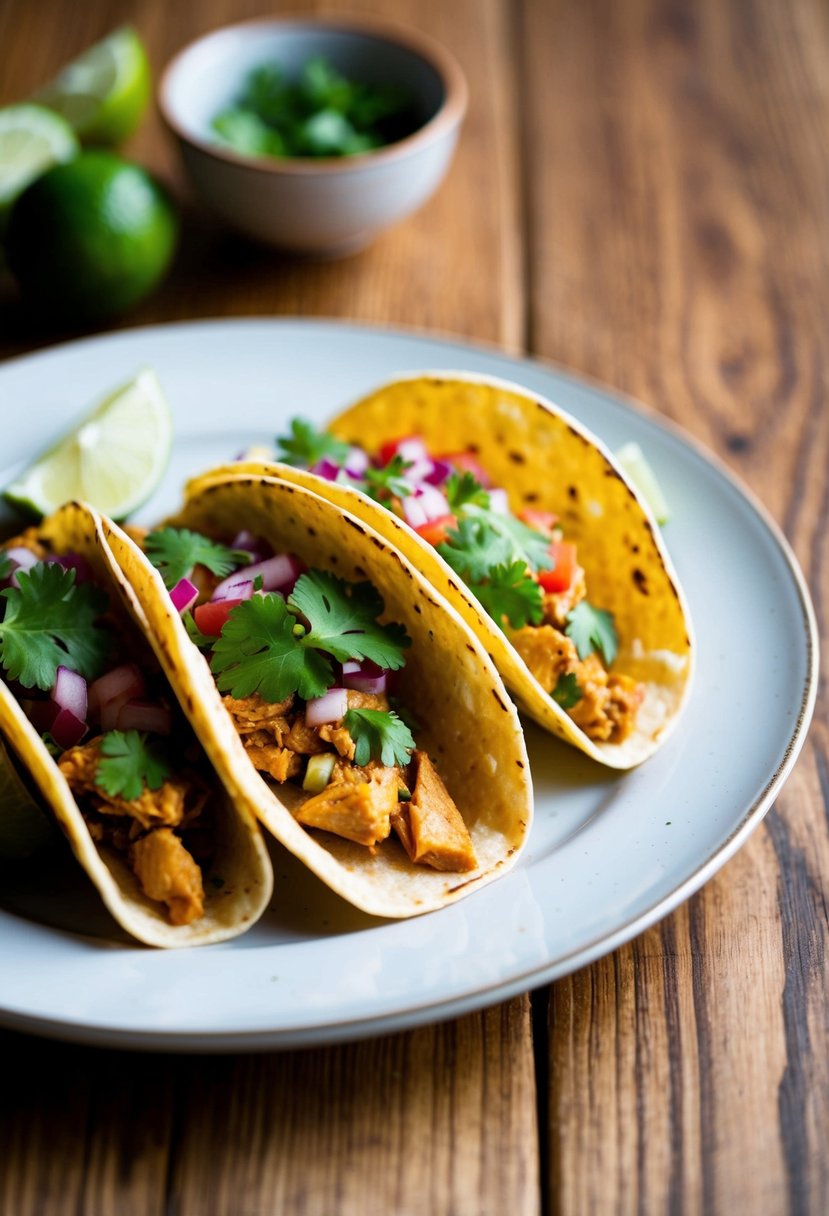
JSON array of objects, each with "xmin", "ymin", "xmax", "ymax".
[
  {"xmin": 473, "ymin": 562, "xmax": 544, "ymax": 630},
  {"xmin": 0, "ymin": 552, "xmax": 10, "ymax": 581},
  {"xmin": 363, "ymin": 455, "xmax": 413, "ymax": 502},
  {"xmin": 462, "ymin": 504, "xmax": 553, "ymax": 572},
  {"xmin": 210, "ymin": 575, "xmax": 410, "ymax": 703},
  {"xmin": 95, "ymin": 730, "xmax": 171, "ymax": 802},
  {"xmin": 288, "ymin": 571, "xmax": 410, "ymax": 669},
  {"xmin": 343, "ymin": 708, "xmax": 415, "ymax": 767},
  {"xmin": 437, "ymin": 518, "xmax": 514, "ymax": 583},
  {"xmin": 274, "ymin": 418, "xmax": 350, "ymax": 469},
  {"xmin": 144, "ymin": 528, "xmax": 251, "ymax": 590},
  {"xmin": 397, "ymin": 786, "xmax": 412, "ymax": 802},
  {"xmin": 0, "ymin": 563, "xmax": 109, "ymax": 690},
  {"xmin": 211, "ymin": 594, "xmax": 333, "ymax": 702},
  {"xmin": 552, "ymin": 672, "xmax": 583, "ymax": 709},
  {"xmin": 565, "ymin": 600, "xmax": 619, "ymax": 666},
  {"xmin": 445, "ymin": 470, "xmax": 490, "ymax": 512}
]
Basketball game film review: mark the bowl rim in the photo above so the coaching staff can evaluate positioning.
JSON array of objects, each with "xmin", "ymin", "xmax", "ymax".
[{"xmin": 158, "ymin": 13, "xmax": 468, "ymax": 176}]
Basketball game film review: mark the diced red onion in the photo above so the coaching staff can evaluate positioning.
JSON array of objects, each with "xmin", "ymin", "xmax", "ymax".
[
  {"xmin": 21, "ymin": 698, "xmax": 57, "ymax": 734},
  {"xmin": 424, "ymin": 459, "xmax": 453, "ymax": 486},
  {"xmin": 309, "ymin": 458, "xmax": 341, "ymax": 481},
  {"xmin": 88, "ymin": 664, "xmax": 145, "ymax": 717},
  {"xmin": 45, "ymin": 553, "xmax": 94, "ymax": 583},
  {"xmin": 219, "ymin": 553, "xmax": 306, "ymax": 598},
  {"xmin": 231, "ymin": 530, "xmax": 269, "ymax": 555},
  {"xmin": 305, "ymin": 687, "xmax": 348, "ymax": 726},
  {"xmin": 342, "ymin": 660, "xmax": 388, "ymax": 696},
  {"xmin": 414, "ymin": 484, "xmax": 451, "ymax": 521},
  {"xmin": 51, "ymin": 708, "xmax": 87, "ymax": 750},
  {"xmin": 343, "ymin": 447, "xmax": 369, "ymax": 477},
  {"xmin": 5, "ymin": 546, "xmax": 39, "ymax": 587},
  {"xmin": 5, "ymin": 546, "xmax": 39, "ymax": 572},
  {"xmin": 402, "ymin": 495, "xmax": 429, "ymax": 528},
  {"xmin": 341, "ymin": 660, "xmax": 361, "ymax": 677},
  {"xmin": 487, "ymin": 488, "xmax": 510, "ymax": 515},
  {"xmin": 211, "ymin": 575, "xmax": 255, "ymax": 602},
  {"xmin": 396, "ymin": 438, "xmax": 429, "ymax": 465},
  {"xmin": 170, "ymin": 577, "xmax": 199, "ymax": 614},
  {"xmin": 115, "ymin": 700, "xmax": 173, "ymax": 736},
  {"xmin": 403, "ymin": 458, "xmax": 434, "ymax": 484},
  {"xmin": 52, "ymin": 666, "xmax": 87, "ymax": 722}
]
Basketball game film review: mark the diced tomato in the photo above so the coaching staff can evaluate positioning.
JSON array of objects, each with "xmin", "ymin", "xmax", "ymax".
[
  {"xmin": 377, "ymin": 435, "xmax": 419, "ymax": 466},
  {"xmin": 414, "ymin": 513, "xmax": 457, "ymax": 547},
  {"xmin": 518, "ymin": 509, "xmax": 559, "ymax": 537},
  {"xmin": 193, "ymin": 598, "xmax": 246, "ymax": 637},
  {"xmin": 437, "ymin": 451, "xmax": 493, "ymax": 488},
  {"xmin": 538, "ymin": 542, "xmax": 578, "ymax": 594}
]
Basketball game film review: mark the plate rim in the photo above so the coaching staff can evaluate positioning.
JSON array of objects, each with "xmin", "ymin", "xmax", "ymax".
[{"xmin": 0, "ymin": 317, "xmax": 819, "ymax": 1051}]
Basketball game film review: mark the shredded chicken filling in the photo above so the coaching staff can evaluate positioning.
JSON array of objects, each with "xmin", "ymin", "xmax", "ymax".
[
  {"xmin": 58, "ymin": 738, "xmax": 210, "ymax": 925},
  {"xmin": 222, "ymin": 691, "xmax": 477, "ymax": 870}
]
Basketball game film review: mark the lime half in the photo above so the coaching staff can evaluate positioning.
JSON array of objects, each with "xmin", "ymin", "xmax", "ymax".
[
  {"xmin": 33, "ymin": 26, "xmax": 151, "ymax": 146},
  {"xmin": 0, "ymin": 104, "xmax": 78, "ymax": 229},
  {"xmin": 615, "ymin": 442, "xmax": 671, "ymax": 526},
  {"xmin": 4, "ymin": 369, "xmax": 173, "ymax": 520}
]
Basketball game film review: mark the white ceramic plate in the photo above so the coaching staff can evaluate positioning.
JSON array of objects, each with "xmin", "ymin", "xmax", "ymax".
[{"xmin": 0, "ymin": 320, "xmax": 817, "ymax": 1051}]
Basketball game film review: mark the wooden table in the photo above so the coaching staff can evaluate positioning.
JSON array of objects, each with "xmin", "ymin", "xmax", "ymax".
[{"xmin": 1, "ymin": 0, "xmax": 827, "ymax": 1211}]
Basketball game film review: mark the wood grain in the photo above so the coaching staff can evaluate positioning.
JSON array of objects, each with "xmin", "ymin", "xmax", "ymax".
[
  {"xmin": 522, "ymin": 0, "xmax": 829, "ymax": 1211},
  {"xmin": 0, "ymin": 2, "xmax": 540, "ymax": 1215},
  {"xmin": 1, "ymin": 0, "xmax": 828, "ymax": 1212}
]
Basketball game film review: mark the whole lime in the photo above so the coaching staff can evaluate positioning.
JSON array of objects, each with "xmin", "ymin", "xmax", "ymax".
[{"xmin": 7, "ymin": 150, "xmax": 178, "ymax": 323}]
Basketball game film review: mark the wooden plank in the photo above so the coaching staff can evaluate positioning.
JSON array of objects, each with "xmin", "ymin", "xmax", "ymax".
[
  {"xmin": 521, "ymin": 0, "xmax": 829, "ymax": 1211},
  {"xmin": 0, "ymin": 1031, "xmax": 174, "ymax": 1216},
  {"xmin": 0, "ymin": 0, "xmax": 523, "ymax": 356},
  {"xmin": 0, "ymin": 2, "xmax": 539, "ymax": 1214},
  {"xmin": 169, "ymin": 1002, "xmax": 538, "ymax": 1216}
]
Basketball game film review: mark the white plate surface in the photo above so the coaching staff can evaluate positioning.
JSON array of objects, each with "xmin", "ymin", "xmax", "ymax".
[{"xmin": 0, "ymin": 320, "xmax": 818, "ymax": 1051}]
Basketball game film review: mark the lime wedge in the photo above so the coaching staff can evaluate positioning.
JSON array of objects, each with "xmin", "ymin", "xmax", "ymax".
[
  {"xmin": 615, "ymin": 442, "xmax": 671, "ymax": 525},
  {"xmin": 0, "ymin": 735, "xmax": 55, "ymax": 860},
  {"xmin": 33, "ymin": 26, "xmax": 151, "ymax": 146},
  {"xmin": 4, "ymin": 369, "xmax": 173, "ymax": 520},
  {"xmin": 0, "ymin": 104, "xmax": 78, "ymax": 230}
]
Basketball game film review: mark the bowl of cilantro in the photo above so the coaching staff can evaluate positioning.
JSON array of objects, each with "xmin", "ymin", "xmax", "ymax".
[{"xmin": 159, "ymin": 16, "xmax": 467, "ymax": 255}]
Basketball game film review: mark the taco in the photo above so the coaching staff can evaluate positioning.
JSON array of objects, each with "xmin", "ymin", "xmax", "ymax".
[
  {"xmin": 0, "ymin": 503, "xmax": 273, "ymax": 946},
  {"xmin": 196, "ymin": 371, "xmax": 694, "ymax": 769},
  {"xmin": 100, "ymin": 474, "xmax": 532, "ymax": 918}
]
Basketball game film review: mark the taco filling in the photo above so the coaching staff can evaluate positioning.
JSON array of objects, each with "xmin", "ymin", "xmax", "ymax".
[
  {"xmin": 137, "ymin": 523, "xmax": 477, "ymax": 872},
  {"xmin": 0, "ymin": 529, "xmax": 221, "ymax": 925},
  {"xmin": 266, "ymin": 423, "xmax": 644, "ymax": 745}
]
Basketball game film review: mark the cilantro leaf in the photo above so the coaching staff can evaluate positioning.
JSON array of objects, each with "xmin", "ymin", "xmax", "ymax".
[
  {"xmin": 211, "ymin": 594, "xmax": 333, "ymax": 701},
  {"xmin": 445, "ymin": 470, "xmax": 490, "ymax": 512},
  {"xmin": 0, "ymin": 563, "xmax": 109, "ymax": 690},
  {"xmin": 343, "ymin": 708, "xmax": 415, "ymax": 767},
  {"xmin": 363, "ymin": 455, "xmax": 413, "ymax": 502},
  {"xmin": 274, "ymin": 418, "xmax": 350, "ymax": 469},
  {"xmin": 565, "ymin": 600, "xmax": 619, "ymax": 666},
  {"xmin": 463, "ymin": 504, "xmax": 553, "ymax": 573},
  {"xmin": 0, "ymin": 552, "xmax": 10, "ymax": 582},
  {"xmin": 288, "ymin": 571, "xmax": 410, "ymax": 669},
  {"xmin": 144, "ymin": 528, "xmax": 251, "ymax": 590},
  {"xmin": 95, "ymin": 730, "xmax": 171, "ymax": 803},
  {"xmin": 472, "ymin": 562, "xmax": 544, "ymax": 630},
  {"xmin": 552, "ymin": 672, "xmax": 583, "ymax": 709},
  {"xmin": 437, "ymin": 518, "xmax": 514, "ymax": 583}
]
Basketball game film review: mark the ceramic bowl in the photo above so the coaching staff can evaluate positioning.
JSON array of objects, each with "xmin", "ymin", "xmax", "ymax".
[{"xmin": 159, "ymin": 16, "xmax": 468, "ymax": 256}]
